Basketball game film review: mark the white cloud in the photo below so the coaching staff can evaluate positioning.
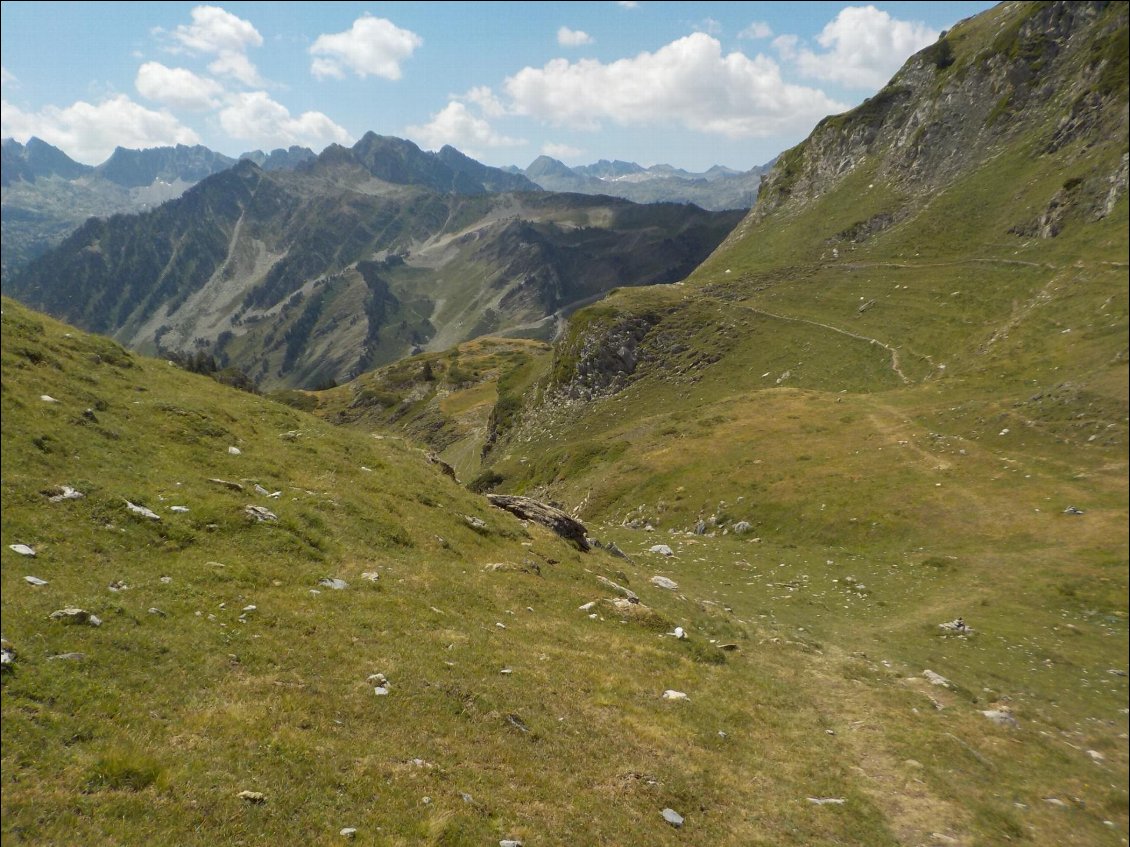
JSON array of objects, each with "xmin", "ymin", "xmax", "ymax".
[
  {"xmin": 790, "ymin": 6, "xmax": 937, "ymax": 89},
  {"xmin": 466, "ymin": 86, "xmax": 507, "ymax": 118},
  {"xmin": 1, "ymin": 95, "xmax": 199, "ymax": 164},
  {"xmin": 1, "ymin": 66, "xmax": 17, "ymax": 87},
  {"xmin": 173, "ymin": 4, "xmax": 262, "ymax": 54},
  {"xmin": 169, "ymin": 5, "xmax": 265, "ymax": 86},
  {"xmin": 406, "ymin": 101, "xmax": 524, "ymax": 153},
  {"xmin": 739, "ymin": 22, "xmax": 773, "ymax": 40},
  {"xmin": 503, "ymin": 33, "xmax": 845, "ymax": 138},
  {"xmin": 542, "ymin": 142, "xmax": 583, "ymax": 160},
  {"xmin": 309, "ymin": 15, "xmax": 422, "ymax": 80},
  {"xmin": 557, "ymin": 27, "xmax": 594, "ymax": 47},
  {"xmin": 218, "ymin": 91, "xmax": 352, "ymax": 150},
  {"xmin": 617, "ymin": 1, "xmax": 639, "ymax": 8},
  {"xmin": 136, "ymin": 62, "xmax": 223, "ymax": 111}
]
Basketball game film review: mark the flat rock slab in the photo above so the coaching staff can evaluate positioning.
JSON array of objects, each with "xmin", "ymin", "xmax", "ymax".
[
  {"xmin": 486, "ymin": 494, "xmax": 590, "ymax": 551},
  {"xmin": 661, "ymin": 808, "xmax": 684, "ymax": 827}
]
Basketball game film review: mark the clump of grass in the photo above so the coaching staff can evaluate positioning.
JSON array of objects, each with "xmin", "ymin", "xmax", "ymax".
[{"xmin": 84, "ymin": 750, "xmax": 163, "ymax": 792}]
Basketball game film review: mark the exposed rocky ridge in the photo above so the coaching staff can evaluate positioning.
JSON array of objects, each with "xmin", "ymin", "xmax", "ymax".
[
  {"xmin": 747, "ymin": 1, "xmax": 1128, "ymax": 231},
  {"xmin": 5, "ymin": 138, "xmax": 743, "ymax": 390}
]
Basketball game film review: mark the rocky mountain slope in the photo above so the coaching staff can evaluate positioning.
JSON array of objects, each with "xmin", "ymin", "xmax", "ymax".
[
  {"xmin": 5, "ymin": 133, "xmax": 742, "ymax": 390},
  {"xmin": 517, "ymin": 154, "xmax": 768, "ymax": 211},
  {"xmin": 1, "ymin": 139, "xmax": 315, "ymax": 279}
]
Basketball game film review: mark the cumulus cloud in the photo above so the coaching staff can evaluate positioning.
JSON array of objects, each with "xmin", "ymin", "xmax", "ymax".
[
  {"xmin": 739, "ymin": 22, "xmax": 773, "ymax": 40},
  {"xmin": 1, "ymin": 66, "xmax": 17, "ymax": 87},
  {"xmin": 465, "ymin": 86, "xmax": 507, "ymax": 118},
  {"xmin": 167, "ymin": 5, "xmax": 265, "ymax": 86},
  {"xmin": 503, "ymin": 33, "xmax": 845, "ymax": 138},
  {"xmin": 1, "ymin": 95, "xmax": 199, "ymax": 164},
  {"xmin": 136, "ymin": 62, "xmax": 223, "ymax": 110},
  {"xmin": 541, "ymin": 142, "xmax": 583, "ymax": 160},
  {"xmin": 405, "ymin": 101, "xmax": 524, "ymax": 153},
  {"xmin": 557, "ymin": 27, "xmax": 594, "ymax": 47},
  {"xmin": 694, "ymin": 18, "xmax": 723, "ymax": 36},
  {"xmin": 219, "ymin": 91, "xmax": 352, "ymax": 149},
  {"xmin": 787, "ymin": 5, "xmax": 937, "ymax": 89},
  {"xmin": 617, "ymin": 1, "xmax": 639, "ymax": 8},
  {"xmin": 309, "ymin": 15, "xmax": 422, "ymax": 80}
]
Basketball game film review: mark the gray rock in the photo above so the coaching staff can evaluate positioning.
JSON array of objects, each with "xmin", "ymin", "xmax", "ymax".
[
  {"xmin": 40, "ymin": 394, "xmax": 59, "ymax": 403},
  {"xmin": 124, "ymin": 500, "xmax": 161, "ymax": 521},
  {"xmin": 24, "ymin": 575, "xmax": 49, "ymax": 586},
  {"xmin": 340, "ymin": 828, "xmax": 357, "ymax": 839},
  {"xmin": 500, "ymin": 840, "xmax": 523, "ymax": 847},
  {"xmin": 50, "ymin": 608, "xmax": 102, "ymax": 626},
  {"xmin": 208, "ymin": 478, "xmax": 244, "ymax": 491},
  {"xmin": 651, "ymin": 575, "xmax": 678, "ymax": 590},
  {"xmin": 1063, "ymin": 505, "xmax": 1084, "ymax": 515},
  {"xmin": 596, "ymin": 575, "xmax": 638, "ymax": 603},
  {"xmin": 227, "ymin": 446, "xmax": 242, "ymax": 455},
  {"xmin": 661, "ymin": 807, "xmax": 684, "ymax": 827},
  {"xmin": 807, "ymin": 797, "xmax": 846, "ymax": 806},
  {"xmin": 318, "ymin": 578, "xmax": 349, "ymax": 590},
  {"xmin": 45, "ymin": 485, "xmax": 84, "ymax": 502},
  {"xmin": 733, "ymin": 521, "xmax": 753, "ymax": 534},
  {"xmin": 662, "ymin": 689, "xmax": 689, "ymax": 701},
  {"xmin": 923, "ymin": 669, "xmax": 951, "ymax": 687},
  {"xmin": 693, "ymin": 520, "xmax": 707, "ymax": 535},
  {"xmin": 169, "ymin": 505, "xmax": 190, "ymax": 513},
  {"xmin": 47, "ymin": 652, "xmax": 86, "ymax": 661},
  {"xmin": 486, "ymin": 494, "xmax": 590, "ymax": 550},
  {"xmin": 649, "ymin": 544, "xmax": 674, "ymax": 557},
  {"xmin": 464, "ymin": 515, "xmax": 488, "ymax": 531},
  {"xmin": 981, "ymin": 709, "xmax": 1018, "ymax": 728},
  {"xmin": 237, "ymin": 790, "xmax": 266, "ymax": 804},
  {"xmin": 245, "ymin": 505, "xmax": 278, "ymax": 522},
  {"xmin": 148, "ymin": 608, "xmax": 168, "ymax": 617},
  {"xmin": 8, "ymin": 544, "xmax": 36, "ymax": 557}
]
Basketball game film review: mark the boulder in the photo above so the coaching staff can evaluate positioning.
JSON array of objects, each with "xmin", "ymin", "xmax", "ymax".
[{"xmin": 486, "ymin": 494, "xmax": 590, "ymax": 550}]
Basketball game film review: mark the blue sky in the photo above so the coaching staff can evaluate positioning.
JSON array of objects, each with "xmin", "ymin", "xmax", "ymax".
[{"xmin": 1, "ymin": 1, "xmax": 996, "ymax": 171}]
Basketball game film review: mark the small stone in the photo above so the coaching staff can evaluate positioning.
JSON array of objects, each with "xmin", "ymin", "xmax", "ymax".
[
  {"xmin": 661, "ymin": 808, "xmax": 684, "ymax": 828},
  {"xmin": 237, "ymin": 790, "xmax": 266, "ymax": 804},
  {"xmin": 1063, "ymin": 506, "xmax": 1084, "ymax": 515},
  {"xmin": 208, "ymin": 478, "xmax": 244, "ymax": 491},
  {"xmin": 981, "ymin": 709, "xmax": 1018, "ymax": 728},
  {"xmin": 662, "ymin": 689, "xmax": 688, "ymax": 701},
  {"xmin": 360, "ymin": 571, "xmax": 379, "ymax": 582},
  {"xmin": 124, "ymin": 500, "xmax": 161, "ymax": 521},
  {"xmin": 500, "ymin": 840, "xmax": 523, "ymax": 847},
  {"xmin": 733, "ymin": 521, "xmax": 753, "ymax": 534},
  {"xmin": 318, "ymin": 578, "xmax": 348, "ymax": 590},
  {"xmin": 45, "ymin": 486, "xmax": 84, "ymax": 502},
  {"xmin": 228, "ymin": 446, "xmax": 242, "ymax": 455},
  {"xmin": 340, "ymin": 828, "xmax": 357, "ymax": 839},
  {"xmin": 649, "ymin": 545, "xmax": 674, "ymax": 557},
  {"xmin": 464, "ymin": 515, "xmax": 488, "ymax": 531},
  {"xmin": 24, "ymin": 575, "xmax": 49, "ymax": 586},
  {"xmin": 500, "ymin": 668, "xmax": 513, "ymax": 675},
  {"xmin": 579, "ymin": 601, "xmax": 597, "ymax": 611},
  {"xmin": 807, "ymin": 797, "xmax": 846, "ymax": 806},
  {"xmin": 651, "ymin": 575, "xmax": 678, "ymax": 590},
  {"xmin": 495, "ymin": 622, "xmax": 507, "ymax": 629},
  {"xmin": 169, "ymin": 505, "xmax": 190, "ymax": 513},
  {"xmin": 40, "ymin": 395, "xmax": 59, "ymax": 403},
  {"xmin": 254, "ymin": 484, "xmax": 269, "ymax": 495},
  {"xmin": 1086, "ymin": 749, "xmax": 1104, "ymax": 762},
  {"xmin": 672, "ymin": 627, "xmax": 687, "ymax": 639},
  {"xmin": 1043, "ymin": 798, "xmax": 1068, "ymax": 808},
  {"xmin": 108, "ymin": 580, "xmax": 129, "ymax": 592},
  {"xmin": 9, "ymin": 544, "xmax": 36, "ymax": 557},
  {"xmin": 49, "ymin": 608, "xmax": 102, "ymax": 627},
  {"xmin": 374, "ymin": 686, "xmax": 390, "ymax": 696},
  {"xmin": 923, "ymin": 669, "xmax": 951, "ymax": 687},
  {"xmin": 148, "ymin": 608, "xmax": 168, "ymax": 617},
  {"xmin": 47, "ymin": 652, "xmax": 85, "ymax": 661},
  {"xmin": 245, "ymin": 505, "xmax": 278, "ymax": 522}
]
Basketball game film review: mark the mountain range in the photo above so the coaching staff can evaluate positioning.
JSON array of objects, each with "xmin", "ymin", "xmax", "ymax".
[
  {"xmin": 1, "ymin": 3, "xmax": 1126, "ymax": 844},
  {"xmin": 2, "ymin": 137, "xmax": 759, "ymax": 284},
  {"xmin": 4, "ymin": 133, "xmax": 742, "ymax": 390}
]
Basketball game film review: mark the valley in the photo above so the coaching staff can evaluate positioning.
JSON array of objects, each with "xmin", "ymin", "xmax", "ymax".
[{"xmin": 2, "ymin": 1, "xmax": 1127, "ymax": 845}]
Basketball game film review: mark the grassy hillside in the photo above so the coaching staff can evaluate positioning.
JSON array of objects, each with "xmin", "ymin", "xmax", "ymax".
[{"xmin": 462, "ymin": 4, "xmax": 1129, "ymax": 844}]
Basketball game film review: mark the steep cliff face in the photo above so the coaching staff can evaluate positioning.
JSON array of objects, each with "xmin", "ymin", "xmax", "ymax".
[{"xmin": 750, "ymin": 1, "xmax": 1127, "ymax": 229}]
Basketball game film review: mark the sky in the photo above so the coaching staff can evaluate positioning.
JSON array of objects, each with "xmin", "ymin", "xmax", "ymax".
[{"xmin": 1, "ymin": 1, "xmax": 997, "ymax": 172}]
